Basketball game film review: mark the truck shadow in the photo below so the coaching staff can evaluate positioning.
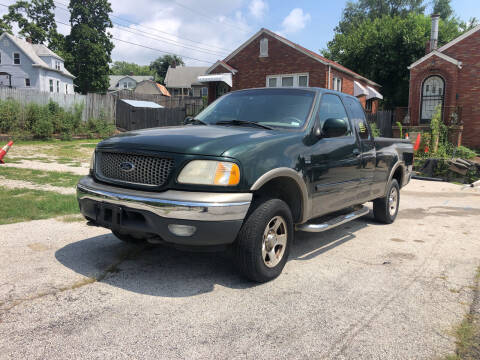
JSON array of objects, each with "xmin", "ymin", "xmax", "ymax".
[{"xmin": 55, "ymin": 214, "xmax": 375, "ymax": 298}]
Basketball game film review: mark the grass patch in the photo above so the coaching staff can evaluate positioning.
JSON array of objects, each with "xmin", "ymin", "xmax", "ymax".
[
  {"xmin": 0, "ymin": 187, "xmax": 78, "ymax": 225},
  {"xmin": 445, "ymin": 267, "xmax": 480, "ymax": 360},
  {"xmin": 0, "ymin": 167, "xmax": 81, "ymax": 188}
]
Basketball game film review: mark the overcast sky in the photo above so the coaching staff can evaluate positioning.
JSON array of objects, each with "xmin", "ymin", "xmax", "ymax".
[{"xmin": 0, "ymin": 0, "xmax": 478, "ymax": 66}]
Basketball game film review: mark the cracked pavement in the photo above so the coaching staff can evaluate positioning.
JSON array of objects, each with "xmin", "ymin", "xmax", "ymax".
[{"xmin": 1, "ymin": 180, "xmax": 480, "ymax": 359}]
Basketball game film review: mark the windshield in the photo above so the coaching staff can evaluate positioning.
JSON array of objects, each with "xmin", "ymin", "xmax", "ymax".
[{"xmin": 195, "ymin": 89, "xmax": 316, "ymax": 129}]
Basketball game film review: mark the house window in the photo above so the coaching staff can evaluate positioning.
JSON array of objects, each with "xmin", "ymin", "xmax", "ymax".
[
  {"xmin": 128, "ymin": 82, "xmax": 134, "ymax": 88},
  {"xmin": 333, "ymin": 77, "xmax": 342, "ymax": 91},
  {"xmin": 49, "ymin": 79, "xmax": 54, "ymax": 92},
  {"xmin": 56, "ymin": 80, "xmax": 60, "ymax": 93},
  {"xmin": 421, "ymin": 75, "xmax": 444, "ymax": 124},
  {"xmin": 13, "ymin": 53, "xmax": 20, "ymax": 65},
  {"xmin": 25, "ymin": 78, "xmax": 30, "ymax": 87},
  {"xmin": 260, "ymin": 38, "xmax": 268, "ymax": 57},
  {"xmin": 123, "ymin": 82, "xmax": 127, "ymax": 88},
  {"xmin": 282, "ymin": 76, "xmax": 294, "ymax": 87},
  {"xmin": 55, "ymin": 61, "xmax": 61, "ymax": 70},
  {"xmin": 365, "ymin": 99, "xmax": 373, "ymax": 112},
  {"xmin": 266, "ymin": 73, "xmax": 309, "ymax": 88},
  {"xmin": 201, "ymin": 87, "xmax": 208, "ymax": 96},
  {"xmin": 65, "ymin": 84, "xmax": 68, "ymax": 94}
]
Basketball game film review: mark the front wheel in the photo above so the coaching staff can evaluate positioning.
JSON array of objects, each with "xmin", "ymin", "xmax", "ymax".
[
  {"xmin": 373, "ymin": 179, "xmax": 400, "ymax": 224},
  {"xmin": 234, "ymin": 198, "xmax": 293, "ymax": 283}
]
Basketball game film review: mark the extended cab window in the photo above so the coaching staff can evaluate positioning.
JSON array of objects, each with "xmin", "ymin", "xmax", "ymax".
[
  {"xmin": 317, "ymin": 94, "xmax": 352, "ymax": 137},
  {"xmin": 196, "ymin": 89, "xmax": 315, "ymax": 129},
  {"xmin": 344, "ymin": 98, "xmax": 371, "ymax": 140}
]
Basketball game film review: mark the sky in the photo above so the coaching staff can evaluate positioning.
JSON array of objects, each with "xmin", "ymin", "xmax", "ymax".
[{"xmin": 0, "ymin": 0, "xmax": 478, "ymax": 67}]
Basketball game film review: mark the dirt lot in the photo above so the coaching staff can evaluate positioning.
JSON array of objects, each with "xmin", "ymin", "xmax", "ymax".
[{"xmin": 0, "ymin": 180, "xmax": 479, "ymax": 359}]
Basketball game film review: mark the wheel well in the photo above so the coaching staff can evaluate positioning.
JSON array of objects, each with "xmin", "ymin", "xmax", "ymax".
[
  {"xmin": 392, "ymin": 166, "xmax": 403, "ymax": 188},
  {"xmin": 253, "ymin": 177, "xmax": 303, "ymax": 223}
]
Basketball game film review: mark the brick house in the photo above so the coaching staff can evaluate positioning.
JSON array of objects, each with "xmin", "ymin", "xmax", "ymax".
[
  {"xmin": 198, "ymin": 28, "xmax": 382, "ymax": 112},
  {"xmin": 407, "ymin": 15, "xmax": 480, "ymax": 147}
]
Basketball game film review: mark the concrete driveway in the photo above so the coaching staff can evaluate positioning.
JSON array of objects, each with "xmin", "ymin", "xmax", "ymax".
[{"xmin": 1, "ymin": 180, "xmax": 479, "ymax": 359}]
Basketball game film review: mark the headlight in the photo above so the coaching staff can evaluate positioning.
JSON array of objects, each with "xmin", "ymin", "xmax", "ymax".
[
  {"xmin": 178, "ymin": 160, "xmax": 240, "ymax": 186},
  {"xmin": 89, "ymin": 152, "xmax": 95, "ymax": 173}
]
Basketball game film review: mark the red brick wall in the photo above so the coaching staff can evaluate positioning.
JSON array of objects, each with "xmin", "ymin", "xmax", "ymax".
[
  {"xmin": 408, "ymin": 30, "xmax": 480, "ymax": 147},
  {"xmin": 207, "ymin": 33, "xmax": 380, "ymax": 112}
]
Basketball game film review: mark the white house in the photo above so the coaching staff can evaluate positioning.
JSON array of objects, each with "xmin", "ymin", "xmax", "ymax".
[
  {"xmin": 0, "ymin": 33, "xmax": 75, "ymax": 93},
  {"xmin": 108, "ymin": 75, "xmax": 154, "ymax": 92}
]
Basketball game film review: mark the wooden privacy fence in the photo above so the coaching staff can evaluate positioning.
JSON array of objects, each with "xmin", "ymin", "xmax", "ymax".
[
  {"xmin": 366, "ymin": 110, "xmax": 393, "ymax": 137},
  {"xmin": 116, "ymin": 100, "xmax": 185, "ymax": 131},
  {"xmin": 0, "ymin": 87, "xmax": 116, "ymax": 122}
]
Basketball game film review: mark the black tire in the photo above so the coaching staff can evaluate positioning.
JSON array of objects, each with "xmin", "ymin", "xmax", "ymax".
[
  {"xmin": 234, "ymin": 198, "xmax": 293, "ymax": 283},
  {"xmin": 112, "ymin": 230, "xmax": 146, "ymax": 244},
  {"xmin": 373, "ymin": 179, "xmax": 400, "ymax": 224}
]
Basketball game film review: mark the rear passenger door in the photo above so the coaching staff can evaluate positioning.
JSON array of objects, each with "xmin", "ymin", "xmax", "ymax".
[{"xmin": 343, "ymin": 97, "xmax": 376, "ymax": 202}]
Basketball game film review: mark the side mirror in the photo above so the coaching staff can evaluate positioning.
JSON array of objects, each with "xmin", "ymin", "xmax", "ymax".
[
  {"xmin": 184, "ymin": 116, "xmax": 194, "ymax": 125},
  {"xmin": 322, "ymin": 118, "xmax": 349, "ymax": 138}
]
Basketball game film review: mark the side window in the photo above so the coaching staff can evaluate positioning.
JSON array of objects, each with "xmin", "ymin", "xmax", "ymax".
[
  {"xmin": 317, "ymin": 94, "xmax": 352, "ymax": 137},
  {"xmin": 345, "ymin": 98, "xmax": 371, "ymax": 140}
]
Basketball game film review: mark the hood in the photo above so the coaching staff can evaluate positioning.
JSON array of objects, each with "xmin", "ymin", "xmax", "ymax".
[{"xmin": 97, "ymin": 125, "xmax": 286, "ymax": 157}]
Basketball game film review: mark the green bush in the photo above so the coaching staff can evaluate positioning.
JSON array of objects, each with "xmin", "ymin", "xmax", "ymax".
[
  {"xmin": 369, "ymin": 122, "xmax": 381, "ymax": 137},
  {"xmin": 454, "ymin": 146, "xmax": 477, "ymax": 159},
  {"xmin": 0, "ymin": 99, "xmax": 21, "ymax": 133},
  {"xmin": 0, "ymin": 98, "xmax": 113, "ymax": 140}
]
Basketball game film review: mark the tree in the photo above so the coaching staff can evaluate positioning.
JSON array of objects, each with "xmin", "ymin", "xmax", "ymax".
[
  {"xmin": 335, "ymin": 0, "xmax": 425, "ymax": 35},
  {"xmin": 433, "ymin": 0, "xmax": 453, "ymax": 20},
  {"xmin": 149, "ymin": 55, "xmax": 184, "ymax": 83},
  {"xmin": 110, "ymin": 61, "xmax": 154, "ymax": 76},
  {"xmin": 323, "ymin": 14, "xmax": 461, "ymax": 108},
  {"xmin": 5, "ymin": 0, "xmax": 60, "ymax": 47},
  {"xmin": 64, "ymin": 0, "xmax": 114, "ymax": 94}
]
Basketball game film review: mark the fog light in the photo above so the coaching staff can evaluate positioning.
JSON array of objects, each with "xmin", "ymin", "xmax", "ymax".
[{"xmin": 168, "ymin": 224, "xmax": 196, "ymax": 237}]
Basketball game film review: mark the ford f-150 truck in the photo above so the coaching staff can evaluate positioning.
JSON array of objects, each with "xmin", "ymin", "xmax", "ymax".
[{"xmin": 77, "ymin": 87, "xmax": 413, "ymax": 282}]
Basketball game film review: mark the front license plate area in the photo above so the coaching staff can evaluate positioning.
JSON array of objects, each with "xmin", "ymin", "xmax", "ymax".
[{"xmin": 96, "ymin": 203, "xmax": 123, "ymax": 229}]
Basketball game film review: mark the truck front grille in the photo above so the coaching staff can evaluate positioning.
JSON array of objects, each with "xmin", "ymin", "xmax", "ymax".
[{"xmin": 95, "ymin": 151, "xmax": 174, "ymax": 187}]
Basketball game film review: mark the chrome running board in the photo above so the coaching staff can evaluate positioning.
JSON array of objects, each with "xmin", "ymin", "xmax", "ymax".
[{"xmin": 296, "ymin": 205, "xmax": 370, "ymax": 233}]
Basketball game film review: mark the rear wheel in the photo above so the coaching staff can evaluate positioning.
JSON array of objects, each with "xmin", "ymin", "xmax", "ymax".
[
  {"xmin": 234, "ymin": 198, "xmax": 293, "ymax": 282},
  {"xmin": 373, "ymin": 179, "xmax": 400, "ymax": 224},
  {"xmin": 112, "ymin": 230, "xmax": 146, "ymax": 244}
]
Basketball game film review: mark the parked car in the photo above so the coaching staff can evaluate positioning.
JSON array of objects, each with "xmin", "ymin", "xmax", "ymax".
[{"xmin": 77, "ymin": 87, "xmax": 413, "ymax": 282}]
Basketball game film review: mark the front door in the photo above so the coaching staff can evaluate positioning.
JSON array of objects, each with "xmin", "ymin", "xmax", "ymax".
[{"xmin": 305, "ymin": 93, "xmax": 363, "ymax": 217}]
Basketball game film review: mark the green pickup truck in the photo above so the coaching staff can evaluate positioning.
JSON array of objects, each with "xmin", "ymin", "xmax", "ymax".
[{"xmin": 77, "ymin": 87, "xmax": 413, "ymax": 282}]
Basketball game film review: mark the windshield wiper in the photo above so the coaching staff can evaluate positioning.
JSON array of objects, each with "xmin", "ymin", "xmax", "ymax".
[
  {"xmin": 215, "ymin": 119, "xmax": 273, "ymax": 130},
  {"xmin": 184, "ymin": 117, "xmax": 208, "ymax": 126}
]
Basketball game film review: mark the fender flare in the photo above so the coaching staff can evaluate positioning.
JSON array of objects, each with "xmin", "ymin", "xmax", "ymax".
[
  {"xmin": 250, "ymin": 167, "xmax": 311, "ymax": 223},
  {"xmin": 384, "ymin": 161, "xmax": 405, "ymax": 196}
]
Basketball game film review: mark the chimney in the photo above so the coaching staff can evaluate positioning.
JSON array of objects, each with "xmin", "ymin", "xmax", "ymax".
[
  {"xmin": 129, "ymin": 71, "xmax": 134, "ymax": 76},
  {"xmin": 430, "ymin": 14, "xmax": 440, "ymax": 52},
  {"xmin": 26, "ymin": 37, "xmax": 32, "ymax": 44}
]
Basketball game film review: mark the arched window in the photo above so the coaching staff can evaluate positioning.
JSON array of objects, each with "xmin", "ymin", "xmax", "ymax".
[{"xmin": 420, "ymin": 75, "xmax": 444, "ymax": 123}]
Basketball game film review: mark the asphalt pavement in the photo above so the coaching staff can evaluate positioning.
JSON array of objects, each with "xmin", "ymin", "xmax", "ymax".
[{"xmin": 1, "ymin": 180, "xmax": 480, "ymax": 359}]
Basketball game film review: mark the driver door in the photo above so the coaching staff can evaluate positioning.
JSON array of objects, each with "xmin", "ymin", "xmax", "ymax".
[{"xmin": 305, "ymin": 94, "xmax": 363, "ymax": 217}]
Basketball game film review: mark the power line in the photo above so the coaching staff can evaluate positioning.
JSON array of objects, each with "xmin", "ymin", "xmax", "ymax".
[
  {"xmin": 54, "ymin": 19, "xmax": 214, "ymax": 64},
  {"xmin": 52, "ymin": 1, "xmax": 228, "ymax": 57},
  {"xmin": 0, "ymin": 3, "xmax": 216, "ymax": 64},
  {"xmin": 53, "ymin": 0, "xmax": 235, "ymax": 53},
  {"xmin": 172, "ymin": 0, "xmax": 250, "ymax": 34}
]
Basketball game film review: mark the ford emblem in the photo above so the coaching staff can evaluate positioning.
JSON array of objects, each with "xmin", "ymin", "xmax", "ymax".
[{"xmin": 120, "ymin": 161, "xmax": 135, "ymax": 172}]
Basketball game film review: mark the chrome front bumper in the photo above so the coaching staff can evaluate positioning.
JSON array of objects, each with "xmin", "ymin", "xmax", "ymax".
[{"xmin": 77, "ymin": 176, "xmax": 252, "ymax": 222}]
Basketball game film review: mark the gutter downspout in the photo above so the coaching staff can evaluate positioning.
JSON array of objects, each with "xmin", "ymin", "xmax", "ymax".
[{"xmin": 328, "ymin": 65, "xmax": 331, "ymax": 89}]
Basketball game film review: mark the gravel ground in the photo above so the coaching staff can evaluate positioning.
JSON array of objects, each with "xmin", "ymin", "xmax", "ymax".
[
  {"xmin": 0, "ymin": 176, "xmax": 76, "ymax": 195},
  {"xmin": 0, "ymin": 180, "xmax": 479, "ymax": 359},
  {"xmin": 2, "ymin": 160, "xmax": 89, "ymax": 175}
]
